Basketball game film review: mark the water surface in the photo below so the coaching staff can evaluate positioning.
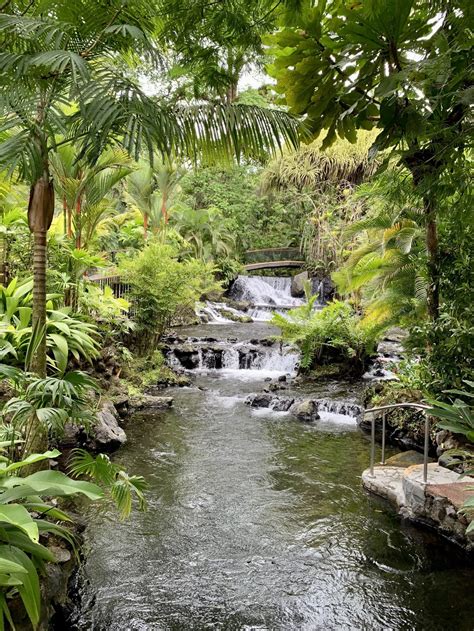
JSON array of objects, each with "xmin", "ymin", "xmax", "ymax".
[{"xmin": 73, "ymin": 326, "xmax": 474, "ymax": 630}]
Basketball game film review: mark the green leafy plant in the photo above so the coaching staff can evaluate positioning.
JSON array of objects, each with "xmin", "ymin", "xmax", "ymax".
[
  {"xmin": 272, "ymin": 287, "xmax": 377, "ymax": 374},
  {"xmin": 0, "ymin": 278, "xmax": 99, "ymax": 374},
  {"xmin": 0, "ymin": 446, "xmax": 102, "ymax": 629},
  {"xmin": 80, "ymin": 283, "xmax": 135, "ymax": 341},
  {"xmin": 120, "ymin": 242, "xmax": 220, "ymax": 352},
  {"xmin": 427, "ymin": 381, "xmax": 474, "ymax": 443},
  {"xmin": 69, "ymin": 449, "xmax": 146, "ymax": 520},
  {"xmin": 1, "ymin": 367, "xmax": 98, "ymax": 458}
]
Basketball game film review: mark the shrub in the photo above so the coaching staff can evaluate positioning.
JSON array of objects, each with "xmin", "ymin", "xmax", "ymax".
[
  {"xmin": 0, "ymin": 278, "xmax": 99, "ymax": 374},
  {"xmin": 120, "ymin": 242, "xmax": 219, "ymax": 353},
  {"xmin": 272, "ymin": 291, "xmax": 377, "ymax": 375}
]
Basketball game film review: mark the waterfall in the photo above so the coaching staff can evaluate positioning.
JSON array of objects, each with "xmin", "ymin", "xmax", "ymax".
[
  {"xmin": 227, "ymin": 275, "xmax": 306, "ymax": 322},
  {"xmin": 165, "ymin": 340, "xmax": 299, "ymax": 375}
]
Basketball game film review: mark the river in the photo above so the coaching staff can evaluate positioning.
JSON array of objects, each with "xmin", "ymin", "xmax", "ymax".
[{"xmin": 70, "ymin": 278, "xmax": 474, "ymax": 630}]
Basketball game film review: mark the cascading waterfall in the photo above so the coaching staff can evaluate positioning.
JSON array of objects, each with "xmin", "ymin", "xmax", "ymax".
[
  {"xmin": 229, "ymin": 275, "xmax": 305, "ymax": 322},
  {"xmin": 165, "ymin": 339, "xmax": 299, "ymax": 374}
]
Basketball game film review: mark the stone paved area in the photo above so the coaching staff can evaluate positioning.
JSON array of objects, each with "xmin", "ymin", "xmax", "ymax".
[{"xmin": 362, "ymin": 459, "xmax": 474, "ymax": 549}]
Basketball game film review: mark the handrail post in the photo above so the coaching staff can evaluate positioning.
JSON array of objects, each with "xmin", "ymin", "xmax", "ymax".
[
  {"xmin": 381, "ymin": 411, "xmax": 386, "ymax": 465},
  {"xmin": 423, "ymin": 411, "xmax": 429, "ymax": 484},
  {"xmin": 370, "ymin": 415, "xmax": 375, "ymax": 477}
]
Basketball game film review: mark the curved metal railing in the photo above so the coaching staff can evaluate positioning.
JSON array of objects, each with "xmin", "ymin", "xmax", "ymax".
[{"xmin": 363, "ymin": 402, "xmax": 431, "ymax": 483}]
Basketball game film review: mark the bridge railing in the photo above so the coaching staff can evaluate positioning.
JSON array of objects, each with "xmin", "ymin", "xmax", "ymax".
[{"xmin": 243, "ymin": 247, "xmax": 303, "ymax": 264}]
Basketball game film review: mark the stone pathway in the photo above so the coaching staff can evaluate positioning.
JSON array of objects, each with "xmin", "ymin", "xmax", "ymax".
[{"xmin": 362, "ymin": 456, "xmax": 473, "ymax": 550}]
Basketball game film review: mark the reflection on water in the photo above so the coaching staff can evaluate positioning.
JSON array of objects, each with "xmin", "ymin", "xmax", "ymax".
[{"xmin": 71, "ymin": 357, "xmax": 474, "ymax": 630}]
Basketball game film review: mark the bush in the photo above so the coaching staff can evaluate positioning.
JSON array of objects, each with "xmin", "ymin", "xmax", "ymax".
[
  {"xmin": 120, "ymin": 242, "xmax": 219, "ymax": 353},
  {"xmin": 272, "ymin": 294, "xmax": 377, "ymax": 376},
  {"xmin": 0, "ymin": 278, "xmax": 99, "ymax": 374}
]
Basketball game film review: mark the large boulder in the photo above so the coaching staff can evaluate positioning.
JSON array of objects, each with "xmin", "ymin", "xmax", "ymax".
[
  {"xmin": 90, "ymin": 401, "xmax": 127, "ymax": 452},
  {"xmin": 291, "ymin": 271, "xmax": 308, "ymax": 297},
  {"xmin": 245, "ymin": 393, "xmax": 274, "ymax": 408},
  {"xmin": 291, "ymin": 399, "xmax": 320, "ymax": 422}
]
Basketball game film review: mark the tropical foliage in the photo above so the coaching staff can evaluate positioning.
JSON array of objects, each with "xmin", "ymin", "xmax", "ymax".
[
  {"xmin": 120, "ymin": 242, "xmax": 219, "ymax": 352},
  {"xmin": 272, "ymin": 285, "xmax": 377, "ymax": 375}
]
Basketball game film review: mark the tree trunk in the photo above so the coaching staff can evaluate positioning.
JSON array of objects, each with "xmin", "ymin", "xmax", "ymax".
[
  {"xmin": 28, "ymin": 175, "xmax": 54, "ymax": 377},
  {"xmin": 424, "ymin": 196, "xmax": 440, "ymax": 320},
  {"xmin": 67, "ymin": 204, "xmax": 72, "ymax": 238},
  {"xmin": 31, "ymin": 230, "xmax": 47, "ymax": 376},
  {"xmin": 161, "ymin": 192, "xmax": 168, "ymax": 225},
  {"xmin": 75, "ymin": 197, "xmax": 82, "ymax": 249},
  {"xmin": 143, "ymin": 212, "xmax": 149, "ymax": 239},
  {"xmin": 0, "ymin": 233, "xmax": 6, "ymax": 286}
]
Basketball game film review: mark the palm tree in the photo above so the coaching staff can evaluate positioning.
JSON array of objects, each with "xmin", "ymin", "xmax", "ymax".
[
  {"xmin": 51, "ymin": 145, "xmax": 132, "ymax": 249},
  {"xmin": 125, "ymin": 158, "xmax": 183, "ymax": 238},
  {"xmin": 172, "ymin": 204, "xmax": 235, "ymax": 261},
  {"xmin": 0, "ymin": 0, "xmax": 299, "ymax": 382}
]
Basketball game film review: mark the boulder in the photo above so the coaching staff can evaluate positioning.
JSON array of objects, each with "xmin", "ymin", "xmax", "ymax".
[
  {"xmin": 291, "ymin": 271, "xmax": 308, "ymax": 297},
  {"xmin": 272, "ymin": 398, "xmax": 294, "ymax": 412},
  {"xmin": 90, "ymin": 401, "xmax": 126, "ymax": 452},
  {"xmin": 291, "ymin": 399, "xmax": 320, "ymax": 422},
  {"xmin": 245, "ymin": 393, "xmax": 274, "ymax": 408},
  {"xmin": 133, "ymin": 395, "xmax": 174, "ymax": 412}
]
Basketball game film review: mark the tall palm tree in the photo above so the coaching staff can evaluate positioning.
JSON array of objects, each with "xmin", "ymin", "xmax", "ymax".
[
  {"xmin": 0, "ymin": 0, "xmax": 299, "ymax": 381},
  {"xmin": 51, "ymin": 145, "xmax": 132, "ymax": 249},
  {"xmin": 125, "ymin": 158, "xmax": 182, "ymax": 238}
]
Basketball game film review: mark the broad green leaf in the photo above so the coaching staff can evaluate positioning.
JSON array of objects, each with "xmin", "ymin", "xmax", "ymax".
[
  {"xmin": 0, "ymin": 504, "xmax": 38, "ymax": 542},
  {"xmin": 0, "ymin": 546, "xmax": 40, "ymax": 626},
  {"xmin": 3, "ymin": 449, "xmax": 61, "ymax": 473}
]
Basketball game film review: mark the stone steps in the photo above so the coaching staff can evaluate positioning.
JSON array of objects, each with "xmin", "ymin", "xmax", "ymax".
[{"xmin": 362, "ymin": 460, "xmax": 473, "ymax": 550}]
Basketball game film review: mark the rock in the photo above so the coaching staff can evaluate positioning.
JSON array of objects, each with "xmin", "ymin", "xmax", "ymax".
[
  {"xmin": 435, "ymin": 429, "xmax": 467, "ymax": 456},
  {"xmin": 245, "ymin": 393, "xmax": 274, "ymax": 408},
  {"xmin": 61, "ymin": 422, "xmax": 81, "ymax": 447},
  {"xmin": 172, "ymin": 346, "xmax": 201, "ymax": 369},
  {"xmin": 278, "ymin": 375, "xmax": 287, "ymax": 383},
  {"xmin": 272, "ymin": 398, "xmax": 294, "ymax": 412},
  {"xmin": 291, "ymin": 271, "xmax": 308, "ymax": 297},
  {"xmin": 48, "ymin": 545, "xmax": 71, "ymax": 564},
  {"xmin": 134, "ymin": 395, "xmax": 174, "ymax": 412},
  {"xmin": 112, "ymin": 395, "xmax": 130, "ymax": 419},
  {"xmin": 219, "ymin": 308, "xmax": 252, "ymax": 323},
  {"xmin": 90, "ymin": 401, "xmax": 126, "ymax": 452},
  {"xmin": 291, "ymin": 399, "xmax": 320, "ymax": 422},
  {"xmin": 385, "ymin": 450, "xmax": 427, "ymax": 467}
]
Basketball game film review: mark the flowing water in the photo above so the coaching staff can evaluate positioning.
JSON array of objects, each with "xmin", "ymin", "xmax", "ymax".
[{"xmin": 71, "ymin": 290, "xmax": 474, "ymax": 630}]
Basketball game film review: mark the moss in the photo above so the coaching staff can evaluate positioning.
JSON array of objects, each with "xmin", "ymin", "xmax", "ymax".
[
  {"xmin": 219, "ymin": 308, "xmax": 252, "ymax": 323},
  {"xmin": 122, "ymin": 350, "xmax": 189, "ymax": 390}
]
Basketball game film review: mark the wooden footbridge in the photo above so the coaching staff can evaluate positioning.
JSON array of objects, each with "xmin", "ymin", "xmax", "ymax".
[{"xmin": 243, "ymin": 248, "xmax": 304, "ymax": 271}]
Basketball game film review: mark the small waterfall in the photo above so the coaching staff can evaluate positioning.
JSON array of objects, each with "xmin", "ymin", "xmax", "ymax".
[
  {"xmin": 228, "ymin": 275, "xmax": 307, "ymax": 322},
  {"xmin": 164, "ymin": 340, "xmax": 299, "ymax": 374}
]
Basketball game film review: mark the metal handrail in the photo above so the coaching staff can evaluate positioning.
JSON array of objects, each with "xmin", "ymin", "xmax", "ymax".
[{"xmin": 363, "ymin": 403, "xmax": 431, "ymax": 483}]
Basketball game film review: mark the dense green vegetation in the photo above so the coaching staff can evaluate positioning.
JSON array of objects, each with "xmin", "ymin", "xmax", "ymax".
[{"xmin": 0, "ymin": 0, "xmax": 471, "ymax": 625}]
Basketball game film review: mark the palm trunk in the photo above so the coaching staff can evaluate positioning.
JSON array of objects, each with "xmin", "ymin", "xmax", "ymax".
[
  {"xmin": 161, "ymin": 192, "xmax": 168, "ymax": 225},
  {"xmin": 143, "ymin": 212, "xmax": 149, "ymax": 239},
  {"xmin": 75, "ymin": 197, "xmax": 82, "ymax": 249},
  {"xmin": 63, "ymin": 197, "xmax": 67, "ymax": 235},
  {"xmin": 31, "ymin": 230, "xmax": 47, "ymax": 376},
  {"xmin": 28, "ymin": 174, "xmax": 54, "ymax": 377},
  {"xmin": 67, "ymin": 205, "xmax": 72, "ymax": 238},
  {"xmin": 0, "ymin": 232, "xmax": 6, "ymax": 286},
  {"xmin": 424, "ymin": 197, "xmax": 439, "ymax": 320}
]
